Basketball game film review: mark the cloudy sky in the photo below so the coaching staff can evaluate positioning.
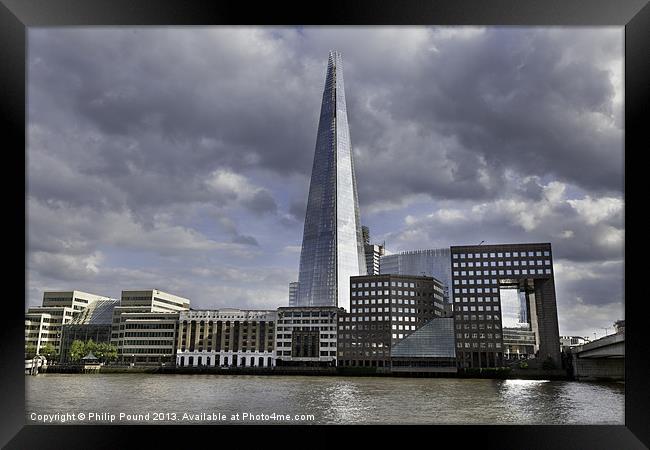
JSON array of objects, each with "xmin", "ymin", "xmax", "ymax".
[{"xmin": 27, "ymin": 27, "xmax": 624, "ymax": 338}]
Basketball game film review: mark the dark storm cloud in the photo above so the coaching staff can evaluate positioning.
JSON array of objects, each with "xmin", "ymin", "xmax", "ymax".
[{"xmin": 29, "ymin": 27, "xmax": 622, "ymax": 215}]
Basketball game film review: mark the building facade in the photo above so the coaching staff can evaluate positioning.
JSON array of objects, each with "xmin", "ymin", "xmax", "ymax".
[
  {"xmin": 275, "ymin": 306, "xmax": 341, "ymax": 367},
  {"xmin": 111, "ymin": 289, "xmax": 190, "ymax": 365},
  {"xmin": 25, "ymin": 290, "xmax": 113, "ymax": 357},
  {"xmin": 337, "ymin": 274, "xmax": 446, "ymax": 368},
  {"xmin": 59, "ymin": 298, "xmax": 119, "ymax": 363},
  {"xmin": 450, "ymin": 243, "xmax": 561, "ymax": 368},
  {"xmin": 297, "ymin": 51, "xmax": 366, "ymax": 311},
  {"xmin": 175, "ymin": 309, "xmax": 277, "ymax": 368},
  {"xmin": 365, "ymin": 244, "xmax": 385, "ymax": 276},
  {"xmin": 288, "ymin": 282, "xmax": 299, "ymax": 307},
  {"xmin": 380, "ymin": 248, "xmax": 452, "ymax": 303},
  {"xmin": 362, "ymin": 226, "xmax": 385, "ymax": 276}
]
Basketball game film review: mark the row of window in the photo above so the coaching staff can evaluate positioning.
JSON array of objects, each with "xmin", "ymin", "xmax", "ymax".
[
  {"xmin": 456, "ymin": 323, "xmax": 501, "ymax": 330},
  {"xmin": 454, "ymin": 268, "xmax": 552, "ymax": 277},
  {"xmin": 352, "ymin": 290, "xmax": 421, "ymax": 297},
  {"xmin": 352, "ymin": 307, "xmax": 417, "ymax": 314},
  {"xmin": 455, "ymin": 287, "xmax": 500, "ymax": 295},
  {"xmin": 456, "ymin": 314, "xmax": 501, "ymax": 322},
  {"xmin": 276, "ymin": 326, "xmax": 336, "ymax": 331},
  {"xmin": 453, "ymin": 259, "xmax": 551, "ymax": 269},
  {"xmin": 352, "ymin": 298, "xmax": 420, "ymax": 306},
  {"xmin": 275, "ymin": 350, "xmax": 337, "ymax": 357},
  {"xmin": 275, "ymin": 334, "xmax": 336, "ymax": 339},
  {"xmin": 457, "ymin": 342, "xmax": 503, "ymax": 349},
  {"xmin": 277, "ymin": 319, "xmax": 334, "ymax": 324},
  {"xmin": 352, "ymin": 281, "xmax": 417, "ymax": 288},
  {"xmin": 455, "ymin": 305, "xmax": 500, "ymax": 312},
  {"xmin": 338, "ymin": 339, "xmax": 390, "ymax": 347},
  {"xmin": 277, "ymin": 341, "xmax": 336, "ymax": 348},
  {"xmin": 346, "ymin": 316, "xmax": 417, "ymax": 323},
  {"xmin": 457, "ymin": 333, "xmax": 501, "ymax": 339},
  {"xmin": 454, "ymin": 296, "xmax": 499, "ymax": 303},
  {"xmin": 453, "ymin": 251, "xmax": 550, "ymax": 259}
]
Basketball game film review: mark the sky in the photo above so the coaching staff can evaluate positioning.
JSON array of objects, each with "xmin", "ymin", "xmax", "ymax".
[{"xmin": 27, "ymin": 27, "xmax": 624, "ymax": 339}]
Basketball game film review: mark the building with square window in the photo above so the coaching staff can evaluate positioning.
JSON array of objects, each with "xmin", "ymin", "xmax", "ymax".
[
  {"xmin": 380, "ymin": 248, "xmax": 452, "ymax": 304},
  {"xmin": 111, "ymin": 289, "xmax": 190, "ymax": 365},
  {"xmin": 275, "ymin": 306, "xmax": 341, "ymax": 367},
  {"xmin": 450, "ymin": 243, "xmax": 560, "ymax": 368},
  {"xmin": 25, "ymin": 290, "xmax": 114, "ymax": 358},
  {"xmin": 338, "ymin": 274, "xmax": 446, "ymax": 369},
  {"xmin": 175, "ymin": 309, "xmax": 277, "ymax": 368}
]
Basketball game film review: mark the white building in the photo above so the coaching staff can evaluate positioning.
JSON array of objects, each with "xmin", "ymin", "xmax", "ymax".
[
  {"xmin": 275, "ymin": 306, "xmax": 341, "ymax": 367},
  {"xmin": 175, "ymin": 309, "xmax": 277, "ymax": 368},
  {"xmin": 111, "ymin": 289, "xmax": 190, "ymax": 365},
  {"xmin": 25, "ymin": 291, "xmax": 113, "ymax": 356}
]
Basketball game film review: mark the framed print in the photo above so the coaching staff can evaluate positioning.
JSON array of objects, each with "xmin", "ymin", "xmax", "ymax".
[{"xmin": 1, "ymin": 0, "xmax": 648, "ymax": 448}]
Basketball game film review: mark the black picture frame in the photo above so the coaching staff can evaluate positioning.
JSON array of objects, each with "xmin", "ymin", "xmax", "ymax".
[{"xmin": 1, "ymin": 0, "xmax": 647, "ymax": 448}]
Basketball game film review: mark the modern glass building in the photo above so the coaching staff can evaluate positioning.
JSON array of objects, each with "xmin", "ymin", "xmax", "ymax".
[
  {"xmin": 297, "ymin": 51, "xmax": 366, "ymax": 311},
  {"xmin": 390, "ymin": 317, "xmax": 457, "ymax": 373},
  {"xmin": 380, "ymin": 248, "xmax": 452, "ymax": 303},
  {"xmin": 59, "ymin": 298, "xmax": 119, "ymax": 363}
]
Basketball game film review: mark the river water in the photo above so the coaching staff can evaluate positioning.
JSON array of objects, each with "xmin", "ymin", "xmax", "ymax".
[{"xmin": 25, "ymin": 374, "xmax": 624, "ymax": 425}]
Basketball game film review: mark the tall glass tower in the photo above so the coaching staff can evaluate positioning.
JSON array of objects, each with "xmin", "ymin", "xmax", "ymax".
[{"xmin": 297, "ymin": 51, "xmax": 366, "ymax": 311}]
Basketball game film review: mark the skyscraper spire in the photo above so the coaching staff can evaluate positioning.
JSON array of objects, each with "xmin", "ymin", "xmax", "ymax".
[{"xmin": 297, "ymin": 51, "xmax": 366, "ymax": 311}]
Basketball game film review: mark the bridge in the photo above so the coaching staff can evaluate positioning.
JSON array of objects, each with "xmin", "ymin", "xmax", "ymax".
[{"xmin": 570, "ymin": 332, "xmax": 624, "ymax": 381}]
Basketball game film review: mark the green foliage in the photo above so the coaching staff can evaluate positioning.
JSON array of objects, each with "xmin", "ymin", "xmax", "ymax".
[
  {"xmin": 25, "ymin": 343, "xmax": 37, "ymax": 359},
  {"xmin": 519, "ymin": 361, "xmax": 529, "ymax": 369},
  {"xmin": 69, "ymin": 340, "xmax": 86, "ymax": 362},
  {"xmin": 40, "ymin": 343, "xmax": 57, "ymax": 360},
  {"xmin": 94, "ymin": 342, "xmax": 118, "ymax": 363},
  {"xmin": 68, "ymin": 339, "xmax": 118, "ymax": 364}
]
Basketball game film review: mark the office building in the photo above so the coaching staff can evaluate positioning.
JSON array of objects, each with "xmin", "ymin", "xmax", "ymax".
[
  {"xmin": 450, "ymin": 243, "xmax": 561, "ymax": 368},
  {"xmin": 337, "ymin": 274, "xmax": 446, "ymax": 368},
  {"xmin": 59, "ymin": 298, "xmax": 119, "ymax": 363},
  {"xmin": 25, "ymin": 290, "xmax": 113, "ymax": 357},
  {"xmin": 275, "ymin": 306, "xmax": 341, "ymax": 367},
  {"xmin": 288, "ymin": 282, "xmax": 299, "ymax": 307},
  {"xmin": 176, "ymin": 309, "xmax": 277, "ymax": 368},
  {"xmin": 111, "ymin": 289, "xmax": 190, "ymax": 365},
  {"xmin": 380, "ymin": 248, "xmax": 452, "ymax": 303},
  {"xmin": 297, "ymin": 51, "xmax": 366, "ymax": 311}
]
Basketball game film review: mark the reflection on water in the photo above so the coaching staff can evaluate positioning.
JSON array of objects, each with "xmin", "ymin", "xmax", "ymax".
[{"xmin": 25, "ymin": 374, "xmax": 624, "ymax": 425}]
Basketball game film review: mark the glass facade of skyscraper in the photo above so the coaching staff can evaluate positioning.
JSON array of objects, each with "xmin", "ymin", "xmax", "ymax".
[
  {"xmin": 297, "ymin": 51, "xmax": 366, "ymax": 311},
  {"xmin": 380, "ymin": 248, "xmax": 452, "ymax": 303}
]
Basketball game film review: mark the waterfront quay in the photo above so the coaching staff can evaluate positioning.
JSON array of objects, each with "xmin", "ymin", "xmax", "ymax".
[{"xmin": 39, "ymin": 363, "xmax": 572, "ymax": 381}]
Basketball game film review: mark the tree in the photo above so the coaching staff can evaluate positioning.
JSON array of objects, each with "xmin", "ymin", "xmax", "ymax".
[
  {"xmin": 85, "ymin": 338, "xmax": 97, "ymax": 356},
  {"xmin": 94, "ymin": 342, "xmax": 118, "ymax": 363},
  {"xmin": 69, "ymin": 340, "xmax": 86, "ymax": 363},
  {"xmin": 40, "ymin": 343, "xmax": 57, "ymax": 360}
]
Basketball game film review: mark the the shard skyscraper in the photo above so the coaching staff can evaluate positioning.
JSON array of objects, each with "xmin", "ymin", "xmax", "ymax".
[{"xmin": 297, "ymin": 51, "xmax": 366, "ymax": 311}]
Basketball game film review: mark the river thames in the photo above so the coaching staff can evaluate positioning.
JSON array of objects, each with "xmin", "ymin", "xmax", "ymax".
[{"xmin": 26, "ymin": 374, "xmax": 623, "ymax": 425}]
